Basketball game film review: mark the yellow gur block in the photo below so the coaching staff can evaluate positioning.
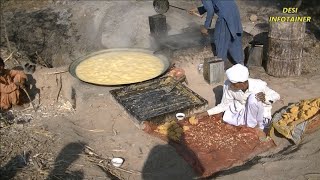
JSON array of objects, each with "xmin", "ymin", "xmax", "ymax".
[
  {"xmin": 183, "ymin": 126, "xmax": 190, "ymax": 132},
  {"xmin": 189, "ymin": 116, "xmax": 198, "ymax": 125}
]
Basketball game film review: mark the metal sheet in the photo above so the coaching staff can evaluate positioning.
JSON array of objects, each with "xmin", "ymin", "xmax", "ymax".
[
  {"xmin": 110, "ymin": 76, "xmax": 208, "ymax": 124},
  {"xmin": 69, "ymin": 48, "xmax": 170, "ymax": 85}
]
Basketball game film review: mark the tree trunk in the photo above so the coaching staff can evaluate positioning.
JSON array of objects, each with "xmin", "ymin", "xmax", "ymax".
[{"xmin": 266, "ymin": 18, "xmax": 305, "ymax": 77}]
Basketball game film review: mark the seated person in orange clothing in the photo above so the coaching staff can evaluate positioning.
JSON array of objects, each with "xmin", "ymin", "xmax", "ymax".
[{"xmin": 0, "ymin": 57, "xmax": 27, "ymax": 110}]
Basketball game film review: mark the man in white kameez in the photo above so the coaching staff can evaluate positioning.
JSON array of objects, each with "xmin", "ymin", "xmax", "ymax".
[{"xmin": 196, "ymin": 64, "xmax": 280, "ymax": 137}]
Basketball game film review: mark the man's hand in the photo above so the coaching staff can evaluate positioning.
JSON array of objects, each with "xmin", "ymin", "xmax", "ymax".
[
  {"xmin": 195, "ymin": 111, "xmax": 209, "ymax": 120},
  {"xmin": 15, "ymin": 81, "xmax": 25, "ymax": 89},
  {"xmin": 256, "ymin": 92, "xmax": 266, "ymax": 102},
  {"xmin": 188, "ymin": 8, "xmax": 204, "ymax": 18},
  {"xmin": 200, "ymin": 26, "xmax": 209, "ymax": 36},
  {"xmin": 188, "ymin": 8, "xmax": 197, "ymax": 15}
]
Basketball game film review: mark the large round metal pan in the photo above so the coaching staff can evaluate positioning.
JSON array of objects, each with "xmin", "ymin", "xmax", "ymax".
[{"xmin": 69, "ymin": 48, "xmax": 170, "ymax": 86}]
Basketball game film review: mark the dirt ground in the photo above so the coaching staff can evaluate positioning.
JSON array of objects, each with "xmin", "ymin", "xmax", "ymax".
[{"xmin": 1, "ymin": 0, "xmax": 320, "ymax": 180}]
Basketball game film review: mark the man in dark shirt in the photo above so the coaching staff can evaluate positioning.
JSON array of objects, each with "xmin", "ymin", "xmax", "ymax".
[{"xmin": 190, "ymin": 0, "xmax": 244, "ymax": 64}]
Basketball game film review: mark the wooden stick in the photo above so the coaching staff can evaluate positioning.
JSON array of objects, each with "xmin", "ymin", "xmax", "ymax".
[
  {"xmin": 21, "ymin": 106, "xmax": 33, "ymax": 112},
  {"xmin": 190, "ymin": 11, "xmax": 204, "ymax": 18},
  {"xmin": 111, "ymin": 149, "xmax": 126, "ymax": 152},
  {"xmin": 98, "ymin": 163, "xmax": 141, "ymax": 175},
  {"xmin": 3, "ymin": 23, "xmax": 20, "ymax": 65},
  {"xmin": 3, "ymin": 22, "xmax": 12, "ymax": 52},
  {"xmin": 4, "ymin": 52, "xmax": 14, "ymax": 62},
  {"xmin": 77, "ymin": 126, "xmax": 109, "ymax": 133},
  {"xmin": 112, "ymin": 120, "xmax": 118, "ymax": 136},
  {"xmin": 56, "ymin": 74, "xmax": 62, "ymax": 102},
  {"xmin": 82, "ymin": 145, "xmax": 142, "ymax": 176},
  {"xmin": 36, "ymin": 51, "xmax": 49, "ymax": 68},
  {"xmin": 84, "ymin": 145, "xmax": 95, "ymax": 151},
  {"xmin": 46, "ymin": 70, "xmax": 68, "ymax": 75},
  {"xmin": 88, "ymin": 129, "xmax": 105, "ymax": 133},
  {"xmin": 21, "ymin": 87, "xmax": 36, "ymax": 112},
  {"xmin": 113, "ymin": 166, "xmax": 141, "ymax": 175}
]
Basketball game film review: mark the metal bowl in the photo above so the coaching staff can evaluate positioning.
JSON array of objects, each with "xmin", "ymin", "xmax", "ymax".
[
  {"xmin": 111, "ymin": 157, "xmax": 124, "ymax": 167},
  {"xmin": 69, "ymin": 48, "xmax": 170, "ymax": 86},
  {"xmin": 176, "ymin": 113, "xmax": 186, "ymax": 121}
]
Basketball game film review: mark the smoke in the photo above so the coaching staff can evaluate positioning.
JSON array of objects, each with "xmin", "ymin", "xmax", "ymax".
[
  {"xmin": 101, "ymin": 1, "xmax": 155, "ymax": 49},
  {"xmin": 99, "ymin": 1, "xmax": 203, "ymax": 50}
]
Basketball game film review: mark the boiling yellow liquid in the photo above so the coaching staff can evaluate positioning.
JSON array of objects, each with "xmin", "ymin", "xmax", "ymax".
[{"xmin": 75, "ymin": 51, "xmax": 165, "ymax": 85}]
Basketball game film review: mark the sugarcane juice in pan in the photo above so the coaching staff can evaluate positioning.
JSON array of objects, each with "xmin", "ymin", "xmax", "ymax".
[{"xmin": 75, "ymin": 52, "xmax": 164, "ymax": 85}]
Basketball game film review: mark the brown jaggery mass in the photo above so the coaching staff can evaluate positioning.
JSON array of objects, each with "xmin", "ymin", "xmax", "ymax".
[
  {"xmin": 144, "ymin": 114, "xmax": 275, "ymax": 177},
  {"xmin": 277, "ymin": 98, "xmax": 320, "ymax": 127}
]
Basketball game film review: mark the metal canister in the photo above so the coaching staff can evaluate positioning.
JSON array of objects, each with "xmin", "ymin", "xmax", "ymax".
[{"xmin": 203, "ymin": 57, "xmax": 224, "ymax": 84}]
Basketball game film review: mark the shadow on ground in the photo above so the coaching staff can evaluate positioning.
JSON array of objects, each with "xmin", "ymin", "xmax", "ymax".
[
  {"xmin": 47, "ymin": 142, "xmax": 86, "ymax": 180},
  {"xmin": 0, "ymin": 151, "xmax": 31, "ymax": 179},
  {"xmin": 142, "ymin": 123, "xmax": 198, "ymax": 180}
]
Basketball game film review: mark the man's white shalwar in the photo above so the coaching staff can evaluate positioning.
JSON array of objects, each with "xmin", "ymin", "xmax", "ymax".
[{"xmin": 207, "ymin": 78, "xmax": 280, "ymax": 129}]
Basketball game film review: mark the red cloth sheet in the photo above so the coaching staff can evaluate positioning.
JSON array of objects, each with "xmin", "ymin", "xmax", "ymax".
[{"xmin": 144, "ymin": 114, "xmax": 275, "ymax": 177}]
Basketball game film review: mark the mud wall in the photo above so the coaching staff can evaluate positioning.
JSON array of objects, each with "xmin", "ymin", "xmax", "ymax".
[{"xmin": 0, "ymin": 8, "xmax": 79, "ymax": 67}]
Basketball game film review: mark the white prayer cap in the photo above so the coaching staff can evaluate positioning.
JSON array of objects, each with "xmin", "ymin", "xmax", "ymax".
[{"xmin": 226, "ymin": 64, "xmax": 249, "ymax": 83}]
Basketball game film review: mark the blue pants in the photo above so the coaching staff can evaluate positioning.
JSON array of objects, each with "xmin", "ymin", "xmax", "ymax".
[{"xmin": 213, "ymin": 18, "xmax": 244, "ymax": 64}]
